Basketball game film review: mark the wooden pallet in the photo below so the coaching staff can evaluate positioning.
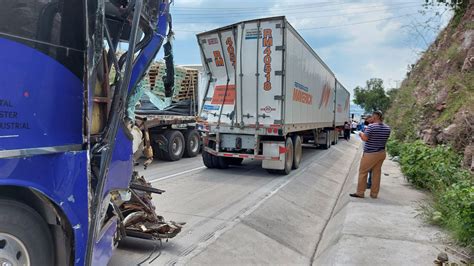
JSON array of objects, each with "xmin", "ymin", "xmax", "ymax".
[{"xmin": 141, "ymin": 61, "xmax": 198, "ymax": 101}]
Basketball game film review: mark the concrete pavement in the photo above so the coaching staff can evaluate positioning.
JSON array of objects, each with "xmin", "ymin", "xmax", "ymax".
[
  {"xmin": 111, "ymin": 136, "xmax": 458, "ymax": 265},
  {"xmin": 313, "ymin": 157, "xmax": 454, "ymax": 265},
  {"xmin": 111, "ymin": 138, "xmax": 361, "ymax": 265}
]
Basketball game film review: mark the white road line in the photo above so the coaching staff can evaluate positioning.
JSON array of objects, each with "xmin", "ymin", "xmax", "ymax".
[
  {"xmin": 150, "ymin": 166, "xmax": 206, "ymax": 183},
  {"xmin": 0, "ymin": 135, "xmax": 19, "ymax": 138}
]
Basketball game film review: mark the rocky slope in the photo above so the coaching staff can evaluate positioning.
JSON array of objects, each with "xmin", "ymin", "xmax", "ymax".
[{"xmin": 387, "ymin": 3, "xmax": 474, "ymax": 169}]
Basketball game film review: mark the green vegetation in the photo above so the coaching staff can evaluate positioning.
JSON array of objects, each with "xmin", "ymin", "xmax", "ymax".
[
  {"xmin": 353, "ymin": 78, "xmax": 394, "ymax": 113},
  {"xmin": 385, "ymin": 82, "xmax": 419, "ymax": 141},
  {"xmin": 386, "ymin": 0, "xmax": 473, "ymax": 251},
  {"xmin": 424, "ymin": 0, "xmax": 469, "ymax": 27},
  {"xmin": 387, "ymin": 139, "xmax": 474, "ymax": 248}
]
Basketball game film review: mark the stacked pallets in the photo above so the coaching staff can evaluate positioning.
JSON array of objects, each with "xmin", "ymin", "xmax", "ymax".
[{"xmin": 145, "ymin": 61, "xmax": 198, "ymax": 101}]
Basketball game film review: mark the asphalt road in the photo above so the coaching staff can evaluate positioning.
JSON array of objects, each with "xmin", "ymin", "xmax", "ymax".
[{"xmin": 110, "ymin": 140, "xmax": 359, "ymax": 265}]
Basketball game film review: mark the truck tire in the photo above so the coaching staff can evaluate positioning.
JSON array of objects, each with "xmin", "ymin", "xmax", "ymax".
[
  {"xmin": 331, "ymin": 130, "xmax": 338, "ymax": 145},
  {"xmin": 292, "ymin": 135, "xmax": 302, "ymax": 169},
  {"xmin": 162, "ymin": 130, "xmax": 185, "ymax": 161},
  {"xmin": 333, "ymin": 131, "xmax": 339, "ymax": 145},
  {"xmin": 183, "ymin": 129, "xmax": 201, "ymax": 158},
  {"xmin": 151, "ymin": 134, "xmax": 166, "ymax": 160},
  {"xmin": 321, "ymin": 131, "xmax": 330, "ymax": 150},
  {"xmin": 202, "ymin": 150, "xmax": 215, "ymax": 168},
  {"xmin": 0, "ymin": 199, "xmax": 55, "ymax": 266}
]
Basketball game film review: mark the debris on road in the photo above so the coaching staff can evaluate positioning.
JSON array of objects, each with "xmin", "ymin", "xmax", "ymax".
[{"xmin": 120, "ymin": 172, "xmax": 185, "ymax": 240}]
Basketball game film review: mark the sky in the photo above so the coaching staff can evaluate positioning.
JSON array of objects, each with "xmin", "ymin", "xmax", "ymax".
[{"xmin": 157, "ymin": 0, "xmax": 453, "ymax": 98}]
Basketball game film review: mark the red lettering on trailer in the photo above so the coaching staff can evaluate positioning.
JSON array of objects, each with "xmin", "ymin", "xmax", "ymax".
[
  {"xmin": 239, "ymin": 154, "xmax": 249, "ymax": 158},
  {"xmin": 225, "ymin": 37, "xmax": 236, "ymax": 67},
  {"xmin": 223, "ymin": 153, "xmax": 233, "ymax": 157},
  {"xmin": 263, "ymin": 29, "xmax": 272, "ymax": 91},
  {"xmin": 213, "ymin": 51, "xmax": 224, "ymax": 67}
]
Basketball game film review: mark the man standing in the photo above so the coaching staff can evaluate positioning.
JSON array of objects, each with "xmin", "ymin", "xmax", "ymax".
[
  {"xmin": 350, "ymin": 111, "xmax": 391, "ymax": 199},
  {"xmin": 344, "ymin": 121, "xmax": 351, "ymax": 140},
  {"xmin": 351, "ymin": 120, "xmax": 358, "ymax": 133}
]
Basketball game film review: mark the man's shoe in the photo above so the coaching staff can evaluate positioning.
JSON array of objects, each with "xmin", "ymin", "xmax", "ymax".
[
  {"xmin": 370, "ymin": 195, "xmax": 377, "ymax": 199},
  {"xmin": 349, "ymin": 193, "xmax": 364, "ymax": 198}
]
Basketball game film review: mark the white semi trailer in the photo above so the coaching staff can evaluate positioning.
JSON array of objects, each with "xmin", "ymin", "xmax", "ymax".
[{"xmin": 197, "ymin": 16, "xmax": 350, "ymax": 174}]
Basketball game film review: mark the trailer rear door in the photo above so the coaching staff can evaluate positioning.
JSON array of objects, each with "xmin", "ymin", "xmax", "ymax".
[
  {"xmin": 197, "ymin": 28, "xmax": 237, "ymax": 126},
  {"xmin": 236, "ymin": 18, "xmax": 284, "ymax": 127},
  {"xmin": 198, "ymin": 17, "xmax": 285, "ymax": 129}
]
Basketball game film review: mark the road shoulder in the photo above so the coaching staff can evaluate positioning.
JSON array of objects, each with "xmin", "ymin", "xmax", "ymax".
[{"xmin": 313, "ymin": 157, "xmax": 451, "ymax": 265}]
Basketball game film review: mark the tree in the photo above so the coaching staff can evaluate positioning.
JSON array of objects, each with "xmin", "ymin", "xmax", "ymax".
[
  {"xmin": 353, "ymin": 78, "xmax": 391, "ymax": 113},
  {"xmin": 424, "ymin": 0, "xmax": 468, "ymax": 17}
]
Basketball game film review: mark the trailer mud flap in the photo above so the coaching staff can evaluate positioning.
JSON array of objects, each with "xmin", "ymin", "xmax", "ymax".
[{"xmin": 262, "ymin": 141, "xmax": 285, "ymax": 170}]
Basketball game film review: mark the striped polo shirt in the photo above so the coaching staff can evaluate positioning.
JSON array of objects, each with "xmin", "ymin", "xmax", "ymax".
[{"xmin": 364, "ymin": 123, "xmax": 391, "ymax": 153}]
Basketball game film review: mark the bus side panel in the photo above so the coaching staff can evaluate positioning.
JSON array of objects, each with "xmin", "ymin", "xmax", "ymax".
[
  {"xmin": 102, "ymin": 127, "xmax": 133, "ymax": 195},
  {"xmin": 0, "ymin": 151, "xmax": 89, "ymax": 264},
  {"xmin": 0, "ymin": 38, "xmax": 84, "ymax": 150}
]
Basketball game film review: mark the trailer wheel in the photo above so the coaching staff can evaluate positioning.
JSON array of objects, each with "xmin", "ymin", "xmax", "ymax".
[
  {"xmin": 321, "ymin": 131, "xmax": 330, "ymax": 150},
  {"xmin": 162, "ymin": 130, "xmax": 185, "ymax": 161},
  {"xmin": 151, "ymin": 134, "xmax": 166, "ymax": 160},
  {"xmin": 292, "ymin": 135, "xmax": 302, "ymax": 169},
  {"xmin": 331, "ymin": 130, "xmax": 338, "ymax": 145},
  {"xmin": 202, "ymin": 151, "xmax": 215, "ymax": 168},
  {"xmin": 0, "ymin": 199, "xmax": 55, "ymax": 266},
  {"xmin": 183, "ymin": 129, "xmax": 201, "ymax": 158}
]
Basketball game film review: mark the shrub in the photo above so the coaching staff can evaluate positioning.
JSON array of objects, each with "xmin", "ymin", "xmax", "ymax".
[
  {"xmin": 386, "ymin": 138, "xmax": 403, "ymax": 157},
  {"xmin": 435, "ymin": 179, "xmax": 474, "ymax": 247},
  {"xmin": 394, "ymin": 140, "xmax": 474, "ymax": 247},
  {"xmin": 399, "ymin": 141, "xmax": 465, "ymax": 190}
]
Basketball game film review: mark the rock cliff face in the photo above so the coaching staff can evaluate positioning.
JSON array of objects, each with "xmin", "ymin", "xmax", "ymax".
[{"xmin": 387, "ymin": 3, "xmax": 474, "ymax": 169}]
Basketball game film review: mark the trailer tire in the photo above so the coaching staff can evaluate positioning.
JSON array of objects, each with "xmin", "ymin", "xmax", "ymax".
[
  {"xmin": 183, "ymin": 129, "xmax": 201, "ymax": 158},
  {"xmin": 162, "ymin": 130, "xmax": 185, "ymax": 161},
  {"xmin": 0, "ymin": 199, "xmax": 55, "ymax": 266},
  {"xmin": 151, "ymin": 134, "xmax": 166, "ymax": 160},
  {"xmin": 321, "ymin": 131, "xmax": 330, "ymax": 150},
  {"xmin": 331, "ymin": 130, "xmax": 338, "ymax": 145},
  {"xmin": 292, "ymin": 135, "xmax": 302, "ymax": 169},
  {"xmin": 202, "ymin": 151, "xmax": 215, "ymax": 168}
]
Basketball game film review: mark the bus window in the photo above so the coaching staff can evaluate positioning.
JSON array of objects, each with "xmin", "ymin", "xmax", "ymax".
[{"xmin": 0, "ymin": 0, "xmax": 85, "ymax": 78}]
